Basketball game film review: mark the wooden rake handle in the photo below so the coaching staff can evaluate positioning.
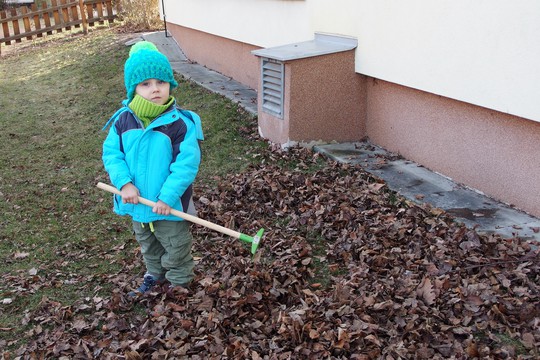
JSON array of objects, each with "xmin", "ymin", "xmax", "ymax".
[{"xmin": 96, "ymin": 182, "xmax": 243, "ymax": 239}]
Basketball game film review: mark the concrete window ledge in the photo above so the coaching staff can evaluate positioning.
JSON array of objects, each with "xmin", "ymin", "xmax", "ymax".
[{"xmin": 252, "ymin": 32, "xmax": 357, "ymax": 61}]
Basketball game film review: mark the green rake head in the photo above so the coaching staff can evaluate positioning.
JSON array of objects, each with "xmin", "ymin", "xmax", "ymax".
[{"xmin": 239, "ymin": 228, "xmax": 265, "ymax": 255}]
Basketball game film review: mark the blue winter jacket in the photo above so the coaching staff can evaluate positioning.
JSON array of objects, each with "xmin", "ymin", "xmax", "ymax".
[{"xmin": 102, "ymin": 100, "xmax": 203, "ymax": 223}]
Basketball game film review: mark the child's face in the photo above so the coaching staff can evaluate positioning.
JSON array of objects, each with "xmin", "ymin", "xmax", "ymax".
[{"xmin": 135, "ymin": 78, "xmax": 171, "ymax": 105}]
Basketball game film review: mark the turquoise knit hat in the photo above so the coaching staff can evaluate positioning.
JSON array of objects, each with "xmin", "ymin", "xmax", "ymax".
[{"xmin": 124, "ymin": 41, "xmax": 178, "ymax": 101}]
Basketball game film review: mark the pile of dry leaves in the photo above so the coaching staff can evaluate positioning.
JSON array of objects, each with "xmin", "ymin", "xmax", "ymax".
[{"xmin": 4, "ymin": 147, "xmax": 540, "ymax": 359}]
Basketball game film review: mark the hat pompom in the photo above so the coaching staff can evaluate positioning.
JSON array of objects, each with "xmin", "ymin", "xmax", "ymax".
[
  {"xmin": 129, "ymin": 41, "xmax": 159, "ymax": 55},
  {"xmin": 124, "ymin": 41, "xmax": 178, "ymax": 101}
]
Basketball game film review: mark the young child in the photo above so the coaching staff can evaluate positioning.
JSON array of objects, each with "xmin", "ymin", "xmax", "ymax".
[{"xmin": 102, "ymin": 41, "xmax": 203, "ymax": 297}]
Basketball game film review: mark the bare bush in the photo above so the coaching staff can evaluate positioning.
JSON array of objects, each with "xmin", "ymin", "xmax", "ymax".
[{"xmin": 120, "ymin": 0, "xmax": 162, "ymax": 31}]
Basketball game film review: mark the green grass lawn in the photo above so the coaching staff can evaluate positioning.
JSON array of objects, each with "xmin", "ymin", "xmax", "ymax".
[{"xmin": 0, "ymin": 27, "xmax": 268, "ymax": 347}]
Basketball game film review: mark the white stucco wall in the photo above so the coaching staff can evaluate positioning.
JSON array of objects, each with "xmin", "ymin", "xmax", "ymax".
[
  {"xmin": 163, "ymin": 0, "xmax": 540, "ymax": 122},
  {"xmin": 309, "ymin": 0, "xmax": 540, "ymax": 123},
  {"xmin": 161, "ymin": 0, "xmax": 312, "ymax": 48}
]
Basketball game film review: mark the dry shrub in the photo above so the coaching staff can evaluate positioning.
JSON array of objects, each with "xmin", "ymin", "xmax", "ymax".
[{"xmin": 120, "ymin": 0, "xmax": 162, "ymax": 31}]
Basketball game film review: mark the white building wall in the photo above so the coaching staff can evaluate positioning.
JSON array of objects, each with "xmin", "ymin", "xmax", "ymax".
[
  {"xmin": 309, "ymin": 0, "xmax": 540, "ymax": 123},
  {"xmin": 162, "ymin": 0, "xmax": 312, "ymax": 48},
  {"xmin": 163, "ymin": 0, "xmax": 540, "ymax": 122}
]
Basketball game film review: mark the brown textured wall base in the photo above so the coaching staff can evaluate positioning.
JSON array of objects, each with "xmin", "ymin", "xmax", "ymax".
[
  {"xmin": 167, "ymin": 23, "xmax": 260, "ymax": 90},
  {"xmin": 366, "ymin": 78, "xmax": 540, "ymax": 217}
]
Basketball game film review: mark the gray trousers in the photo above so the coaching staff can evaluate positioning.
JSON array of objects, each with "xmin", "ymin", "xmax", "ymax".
[{"xmin": 132, "ymin": 220, "xmax": 194, "ymax": 286}]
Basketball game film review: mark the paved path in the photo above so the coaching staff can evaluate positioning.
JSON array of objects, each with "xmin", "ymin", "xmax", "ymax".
[
  {"xmin": 314, "ymin": 142, "xmax": 540, "ymax": 241},
  {"xmin": 133, "ymin": 31, "xmax": 540, "ymax": 242}
]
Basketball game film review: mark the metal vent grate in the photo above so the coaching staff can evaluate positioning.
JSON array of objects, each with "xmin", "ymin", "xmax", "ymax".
[{"xmin": 261, "ymin": 58, "xmax": 284, "ymax": 118}]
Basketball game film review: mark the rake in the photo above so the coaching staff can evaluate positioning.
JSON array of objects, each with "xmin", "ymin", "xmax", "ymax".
[{"xmin": 96, "ymin": 182, "xmax": 263, "ymax": 255}]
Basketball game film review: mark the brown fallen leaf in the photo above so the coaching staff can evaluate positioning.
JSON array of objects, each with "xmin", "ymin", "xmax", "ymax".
[{"xmin": 416, "ymin": 277, "xmax": 436, "ymax": 305}]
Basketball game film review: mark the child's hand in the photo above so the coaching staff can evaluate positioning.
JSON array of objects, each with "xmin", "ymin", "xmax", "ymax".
[
  {"xmin": 120, "ymin": 183, "xmax": 140, "ymax": 204},
  {"xmin": 153, "ymin": 200, "xmax": 172, "ymax": 215}
]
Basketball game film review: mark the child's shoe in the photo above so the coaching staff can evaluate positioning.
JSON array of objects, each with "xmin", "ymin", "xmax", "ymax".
[{"xmin": 128, "ymin": 274, "xmax": 163, "ymax": 297}]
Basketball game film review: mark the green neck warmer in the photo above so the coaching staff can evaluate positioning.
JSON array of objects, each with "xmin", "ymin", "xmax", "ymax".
[{"xmin": 128, "ymin": 94, "xmax": 175, "ymax": 128}]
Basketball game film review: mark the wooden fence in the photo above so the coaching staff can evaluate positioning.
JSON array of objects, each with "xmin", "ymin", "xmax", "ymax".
[{"xmin": 0, "ymin": 0, "xmax": 120, "ymax": 54}]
